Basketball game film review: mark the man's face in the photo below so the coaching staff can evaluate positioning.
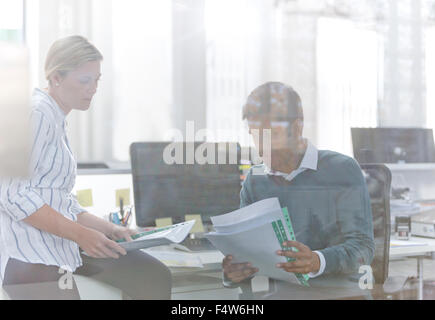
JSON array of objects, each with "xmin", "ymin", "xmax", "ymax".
[
  {"xmin": 244, "ymin": 83, "xmax": 304, "ymax": 168},
  {"xmin": 247, "ymin": 115, "xmax": 292, "ymax": 154}
]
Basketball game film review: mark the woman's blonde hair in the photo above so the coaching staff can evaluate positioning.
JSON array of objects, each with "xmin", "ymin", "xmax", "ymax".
[{"xmin": 45, "ymin": 35, "xmax": 103, "ymax": 83}]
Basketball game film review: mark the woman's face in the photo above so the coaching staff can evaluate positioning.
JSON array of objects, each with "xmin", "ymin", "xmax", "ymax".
[{"xmin": 51, "ymin": 60, "xmax": 101, "ymax": 113}]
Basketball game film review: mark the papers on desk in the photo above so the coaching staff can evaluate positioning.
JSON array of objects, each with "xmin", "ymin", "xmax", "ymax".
[
  {"xmin": 205, "ymin": 198, "xmax": 309, "ymax": 286},
  {"xmin": 118, "ymin": 220, "xmax": 195, "ymax": 251},
  {"xmin": 390, "ymin": 239, "xmax": 429, "ymax": 248},
  {"xmin": 143, "ymin": 248, "xmax": 204, "ymax": 268}
]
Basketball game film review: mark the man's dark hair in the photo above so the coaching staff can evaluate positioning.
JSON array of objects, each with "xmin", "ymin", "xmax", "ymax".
[{"xmin": 242, "ymin": 82, "xmax": 304, "ymax": 121}]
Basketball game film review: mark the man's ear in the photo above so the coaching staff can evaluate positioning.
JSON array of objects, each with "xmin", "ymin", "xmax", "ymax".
[
  {"xmin": 294, "ymin": 119, "xmax": 304, "ymax": 137},
  {"xmin": 288, "ymin": 119, "xmax": 303, "ymax": 139}
]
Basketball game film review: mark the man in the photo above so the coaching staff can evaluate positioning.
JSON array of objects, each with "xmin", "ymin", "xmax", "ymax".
[{"xmin": 222, "ymin": 82, "xmax": 375, "ymax": 299}]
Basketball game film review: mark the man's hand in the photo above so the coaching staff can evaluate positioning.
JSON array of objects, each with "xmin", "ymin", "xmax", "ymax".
[
  {"xmin": 276, "ymin": 241, "xmax": 320, "ymax": 274},
  {"xmin": 222, "ymin": 255, "xmax": 259, "ymax": 283},
  {"xmin": 109, "ymin": 225, "xmax": 138, "ymax": 242}
]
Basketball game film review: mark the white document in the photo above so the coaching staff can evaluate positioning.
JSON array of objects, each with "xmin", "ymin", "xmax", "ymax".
[
  {"xmin": 206, "ymin": 198, "xmax": 302, "ymax": 284},
  {"xmin": 119, "ymin": 220, "xmax": 195, "ymax": 252},
  {"xmin": 206, "ymin": 222, "xmax": 300, "ymax": 283},
  {"xmin": 211, "ymin": 198, "xmax": 283, "ymax": 232}
]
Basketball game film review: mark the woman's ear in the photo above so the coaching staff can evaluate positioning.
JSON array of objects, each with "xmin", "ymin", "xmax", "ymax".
[{"xmin": 50, "ymin": 72, "xmax": 63, "ymax": 87}]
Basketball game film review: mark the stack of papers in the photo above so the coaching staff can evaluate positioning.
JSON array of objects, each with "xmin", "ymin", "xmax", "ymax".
[
  {"xmin": 118, "ymin": 220, "xmax": 195, "ymax": 251},
  {"xmin": 205, "ymin": 198, "xmax": 309, "ymax": 286}
]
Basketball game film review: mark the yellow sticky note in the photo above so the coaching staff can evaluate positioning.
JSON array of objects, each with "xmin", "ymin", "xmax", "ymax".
[
  {"xmin": 76, "ymin": 189, "xmax": 93, "ymax": 207},
  {"xmin": 116, "ymin": 188, "xmax": 131, "ymax": 207},
  {"xmin": 239, "ymin": 164, "xmax": 252, "ymax": 171},
  {"xmin": 185, "ymin": 214, "xmax": 205, "ymax": 233},
  {"xmin": 155, "ymin": 217, "xmax": 173, "ymax": 228}
]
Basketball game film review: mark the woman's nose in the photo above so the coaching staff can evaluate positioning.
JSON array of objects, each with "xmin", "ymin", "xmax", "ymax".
[{"xmin": 89, "ymin": 82, "xmax": 98, "ymax": 94}]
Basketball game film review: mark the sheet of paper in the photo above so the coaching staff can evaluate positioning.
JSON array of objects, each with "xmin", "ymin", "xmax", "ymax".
[
  {"xmin": 115, "ymin": 188, "xmax": 131, "ymax": 207},
  {"xmin": 185, "ymin": 214, "xmax": 205, "ymax": 233},
  {"xmin": 119, "ymin": 220, "xmax": 195, "ymax": 251},
  {"xmin": 76, "ymin": 189, "xmax": 93, "ymax": 207},
  {"xmin": 214, "ymin": 214, "xmax": 277, "ymax": 234},
  {"xmin": 142, "ymin": 250, "xmax": 203, "ymax": 268},
  {"xmin": 144, "ymin": 220, "xmax": 195, "ymax": 243},
  {"xmin": 206, "ymin": 222, "xmax": 300, "ymax": 284},
  {"xmin": 210, "ymin": 197, "xmax": 282, "ymax": 227},
  {"xmin": 156, "ymin": 217, "xmax": 173, "ymax": 228}
]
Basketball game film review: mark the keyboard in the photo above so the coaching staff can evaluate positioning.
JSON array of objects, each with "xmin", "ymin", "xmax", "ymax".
[{"xmin": 180, "ymin": 237, "xmax": 216, "ymax": 251}]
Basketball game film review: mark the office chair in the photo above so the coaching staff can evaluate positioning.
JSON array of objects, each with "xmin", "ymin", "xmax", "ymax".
[
  {"xmin": 362, "ymin": 164, "xmax": 417, "ymax": 298},
  {"xmin": 360, "ymin": 163, "xmax": 391, "ymax": 285}
]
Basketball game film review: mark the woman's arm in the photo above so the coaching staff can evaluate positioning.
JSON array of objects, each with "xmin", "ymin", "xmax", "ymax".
[
  {"xmin": 23, "ymin": 205, "xmax": 127, "ymax": 259},
  {"xmin": 76, "ymin": 212, "xmax": 113, "ymax": 235},
  {"xmin": 77, "ymin": 212, "xmax": 137, "ymax": 242}
]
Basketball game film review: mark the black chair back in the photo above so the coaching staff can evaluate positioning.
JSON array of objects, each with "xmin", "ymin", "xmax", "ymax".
[{"xmin": 361, "ymin": 164, "xmax": 392, "ymax": 285}]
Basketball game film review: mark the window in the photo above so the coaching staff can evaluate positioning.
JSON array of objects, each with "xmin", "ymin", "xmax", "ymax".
[
  {"xmin": 205, "ymin": 0, "xmax": 267, "ymax": 147},
  {"xmin": 316, "ymin": 17, "xmax": 380, "ymax": 156},
  {"xmin": 110, "ymin": 0, "xmax": 173, "ymax": 161},
  {"xmin": 0, "ymin": 0, "xmax": 24, "ymax": 43},
  {"xmin": 24, "ymin": 0, "xmax": 173, "ymax": 163},
  {"xmin": 426, "ymin": 26, "xmax": 435, "ymax": 134}
]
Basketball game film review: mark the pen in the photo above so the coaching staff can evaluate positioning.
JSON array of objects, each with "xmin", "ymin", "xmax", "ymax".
[
  {"xmin": 120, "ymin": 198, "xmax": 124, "ymax": 221},
  {"xmin": 123, "ymin": 207, "xmax": 132, "ymax": 226}
]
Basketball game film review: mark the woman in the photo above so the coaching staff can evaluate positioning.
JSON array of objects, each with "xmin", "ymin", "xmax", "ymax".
[{"xmin": 0, "ymin": 35, "xmax": 171, "ymax": 299}]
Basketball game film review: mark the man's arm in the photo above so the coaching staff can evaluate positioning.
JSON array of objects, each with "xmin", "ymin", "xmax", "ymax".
[{"xmin": 318, "ymin": 159, "xmax": 375, "ymax": 275}]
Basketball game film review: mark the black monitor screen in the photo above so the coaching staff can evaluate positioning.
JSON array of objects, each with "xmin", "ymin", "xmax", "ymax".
[
  {"xmin": 130, "ymin": 142, "xmax": 242, "ymax": 227},
  {"xmin": 351, "ymin": 128, "xmax": 435, "ymax": 164}
]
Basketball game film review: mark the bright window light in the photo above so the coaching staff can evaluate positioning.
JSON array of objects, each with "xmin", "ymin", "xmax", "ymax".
[
  {"xmin": 426, "ymin": 26, "xmax": 435, "ymax": 133},
  {"xmin": 205, "ymin": 0, "xmax": 260, "ymax": 41},
  {"xmin": 0, "ymin": 0, "xmax": 23, "ymax": 29}
]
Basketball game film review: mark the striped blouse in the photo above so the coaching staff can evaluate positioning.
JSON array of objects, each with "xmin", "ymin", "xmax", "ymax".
[{"xmin": 0, "ymin": 88, "xmax": 87, "ymax": 284}]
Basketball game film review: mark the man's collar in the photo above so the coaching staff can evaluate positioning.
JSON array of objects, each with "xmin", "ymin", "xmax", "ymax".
[
  {"xmin": 264, "ymin": 140, "xmax": 318, "ymax": 175},
  {"xmin": 300, "ymin": 140, "xmax": 318, "ymax": 171}
]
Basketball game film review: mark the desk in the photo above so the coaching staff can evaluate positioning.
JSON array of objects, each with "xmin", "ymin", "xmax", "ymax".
[
  {"xmin": 389, "ymin": 236, "xmax": 435, "ymax": 300},
  {"xmin": 153, "ymin": 236, "xmax": 435, "ymax": 300}
]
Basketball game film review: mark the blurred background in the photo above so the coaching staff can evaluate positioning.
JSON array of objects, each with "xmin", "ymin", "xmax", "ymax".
[{"xmin": 1, "ymin": 0, "xmax": 434, "ymax": 164}]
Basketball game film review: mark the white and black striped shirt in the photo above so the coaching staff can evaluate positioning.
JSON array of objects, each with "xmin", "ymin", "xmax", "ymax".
[{"xmin": 0, "ymin": 88, "xmax": 86, "ymax": 284}]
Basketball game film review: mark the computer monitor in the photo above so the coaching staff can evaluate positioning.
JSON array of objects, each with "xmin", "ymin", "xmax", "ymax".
[
  {"xmin": 130, "ymin": 142, "xmax": 242, "ymax": 227},
  {"xmin": 351, "ymin": 128, "xmax": 435, "ymax": 164}
]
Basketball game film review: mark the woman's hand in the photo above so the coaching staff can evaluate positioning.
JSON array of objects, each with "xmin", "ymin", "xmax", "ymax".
[
  {"xmin": 109, "ymin": 225, "xmax": 138, "ymax": 242},
  {"xmin": 76, "ymin": 227, "xmax": 127, "ymax": 259}
]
